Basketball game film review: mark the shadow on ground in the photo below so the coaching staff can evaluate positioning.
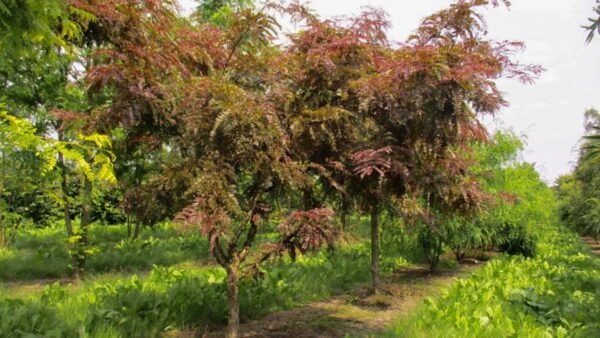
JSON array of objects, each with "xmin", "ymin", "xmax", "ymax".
[{"xmin": 200, "ymin": 265, "xmax": 478, "ymax": 338}]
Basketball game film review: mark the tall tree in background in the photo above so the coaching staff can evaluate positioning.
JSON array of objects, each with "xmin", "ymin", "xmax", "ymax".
[
  {"xmin": 556, "ymin": 109, "xmax": 600, "ymax": 239},
  {"xmin": 0, "ymin": 0, "xmax": 93, "ymax": 56},
  {"xmin": 194, "ymin": 0, "xmax": 254, "ymax": 26},
  {"xmin": 0, "ymin": 0, "xmax": 95, "ymax": 236}
]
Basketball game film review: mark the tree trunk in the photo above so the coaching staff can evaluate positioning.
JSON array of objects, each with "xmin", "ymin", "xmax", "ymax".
[
  {"xmin": 340, "ymin": 194, "xmax": 350, "ymax": 234},
  {"xmin": 287, "ymin": 243, "xmax": 297, "ymax": 262},
  {"xmin": 7, "ymin": 218, "xmax": 21, "ymax": 245},
  {"xmin": 0, "ymin": 222, "xmax": 5, "ymax": 248},
  {"xmin": 226, "ymin": 260, "xmax": 241, "ymax": 338},
  {"xmin": 302, "ymin": 189, "xmax": 317, "ymax": 210},
  {"xmin": 74, "ymin": 178, "xmax": 92, "ymax": 278},
  {"xmin": 370, "ymin": 205, "xmax": 381, "ymax": 294},
  {"xmin": 58, "ymin": 132, "xmax": 73, "ymax": 237},
  {"xmin": 126, "ymin": 214, "xmax": 132, "ymax": 237},
  {"xmin": 80, "ymin": 178, "xmax": 92, "ymax": 229},
  {"xmin": 133, "ymin": 218, "xmax": 142, "ymax": 239}
]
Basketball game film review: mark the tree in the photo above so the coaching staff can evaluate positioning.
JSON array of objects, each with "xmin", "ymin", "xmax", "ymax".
[
  {"xmin": 584, "ymin": 0, "xmax": 600, "ymax": 43},
  {"xmin": 582, "ymin": 109, "xmax": 600, "ymax": 159},
  {"xmin": 174, "ymin": 83, "xmax": 337, "ymax": 336},
  {"xmin": 0, "ymin": 0, "xmax": 99, "ymax": 238},
  {"xmin": 0, "ymin": 108, "xmax": 116, "ymax": 259},
  {"xmin": 75, "ymin": 2, "xmax": 335, "ymax": 336},
  {"xmin": 556, "ymin": 109, "xmax": 600, "ymax": 240},
  {"xmin": 350, "ymin": 0, "xmax": 540, "ymax": 277},
  {"xmin": 194, "ymin": 0, "xmax": 254, "ymax": 27},
  {"xmin": 0, "ymin": 0, "xmax": 93, "ymax": 57},
  {"xmin": 0, "ymin": 108, "xmax": 49, "ymax": 246}
]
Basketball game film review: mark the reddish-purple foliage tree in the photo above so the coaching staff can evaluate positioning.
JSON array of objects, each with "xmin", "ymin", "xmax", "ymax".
[{"xmin": 71, "ymin": 0, "xmax": 542, "ymax": 334}]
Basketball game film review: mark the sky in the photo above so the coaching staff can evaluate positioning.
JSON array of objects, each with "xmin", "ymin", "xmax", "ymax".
[{"xmin": 179, "ymin": 0, "xmax": 600, "ymax": 183}]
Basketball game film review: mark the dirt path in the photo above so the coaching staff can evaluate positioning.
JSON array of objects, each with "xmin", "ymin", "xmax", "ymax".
[
  {"xmin": 583, "ymin": 237, "xmax": 600, "ymax": 256},
  {"xmin": 0, "ymin": 278, "xmax": 73, "ymax": 298},
  {"xmin": 202, "ymin": 264, "xmax": 479, "ymax": 338}
]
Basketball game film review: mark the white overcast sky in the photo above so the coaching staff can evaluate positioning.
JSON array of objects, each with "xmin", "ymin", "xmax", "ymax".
[{"xmin": 179, "ymin": 0, "xmax": 600, "ymax": 183}]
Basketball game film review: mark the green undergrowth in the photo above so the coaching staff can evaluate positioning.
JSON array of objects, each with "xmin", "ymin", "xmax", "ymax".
[
  {"xmin": 384, "ymin": 225, "xmax": 600, "ymax": 337},
  {"xmin": 0, "ymin": 242, "xmax": 410, "ymax": 337},
  {"xmin": 0, "ymin": 223, "xmax": 210, "ymax": 280}
]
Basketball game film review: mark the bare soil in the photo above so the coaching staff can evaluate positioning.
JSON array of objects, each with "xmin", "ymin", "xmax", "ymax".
[
  {"xmin": 196, "ymin": 265, "xmax": 479, "ymax": 338},
  {"xmin": 583, "ymin": 237, "xmax": 600, "ymax": 256}
]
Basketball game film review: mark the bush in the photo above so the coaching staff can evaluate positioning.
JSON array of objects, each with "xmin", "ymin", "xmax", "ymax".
[
  {"xmin": 385, "ymin": 226, "xmax": 600, "ymax": 337},
  {"xmin": 0, "ymin": 244, "xmax": 372, "ymax": 337},
  {"xmin": 0, "ymin": 293, "xmax": 74, "ymax": 337},
  {"xmin": 496, "ymin": 222, "xmax": 538, "ymax": 258},
  {"xmin": 0, "ymin": 223, "xmax": 210, "ymax": 280}
]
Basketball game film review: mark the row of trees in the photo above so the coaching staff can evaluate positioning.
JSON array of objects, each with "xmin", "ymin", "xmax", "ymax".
[
  {"xmin": 0, "ymin": 1, "xmax": 543, "ymax": 336},
  {"xmin": 556, "ymin": 109, "xmax": 600, "ymax": 239},
  {"xmin": 556, "ymin": 2, "xmax": 600, "ymax": 239}
]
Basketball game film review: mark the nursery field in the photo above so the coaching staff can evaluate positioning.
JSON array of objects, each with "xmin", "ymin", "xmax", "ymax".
[
  {"xmin": 384, "ymin": 226, "xmax": 600, "ymax": 338},
  {"xmin": 0, "ymin": 218, "xmax": 421, "ymax": 337},
  {"xmin": 2, "ymin": 0, "xmax": 600, "ymax": 337},
  {"xmin": 2, "ymin": 217, "xmax": 600, "ymax": 337}
]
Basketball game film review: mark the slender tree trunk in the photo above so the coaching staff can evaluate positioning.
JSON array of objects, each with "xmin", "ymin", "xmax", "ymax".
[
  {"xmin": 287, "ymin": 244, "xmax": 297, "ymax": 262},
  {"xmin": 226, "ymin": 260, "xmax": 241, "ymax": 338},
  {"xmin": 370, "ymin": 204, "xmax": 381, "ymax": 294},
  {"xmin": 0, "ymin": 222, "xmax": 5, "ymax": 248},
  {"xmin": 74, "ymin": 178, "xmax": 92, "ymax": 278},
  {"xmin": 80, "ymin": 178, "xmax": 92, "ymax": 229},
  {"xmin": 133, "ymin": 218, "xmax": 141, "ymax": 239},
  {"xmin": 126, "ymin": 214, "xmax": 132, "ymax": 237},
  {"xmin": 302, "ymin": 189, "xmax": 317, "ymax": 210},
  {"xmin": 340, "ymin": 195, "xmax": 349, "ymax": 233},
  {"xmin": 7, "ymin": 218, "xmax": 21, "ymax": 245},
  {"xmin": 58, "ymin": 132, "xmax": 73, "ymax": 237}
]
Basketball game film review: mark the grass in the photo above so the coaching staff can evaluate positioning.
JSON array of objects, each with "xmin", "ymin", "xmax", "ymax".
[
  {"xmin": 0, "ymin": 223, "xmax": 210, "ymax": 280},
  {"xmin": 0, "ymin": 212, "xmax": 426, "ymax": 337},
  {"xmin": 0, "ymin": 243, "xmax": 381, "ymax": 337},
  {"xmin": 0, "ymin": 215, "xmax": 450, "ymax": 337},
  {"xmin": 382, "ymin": 225, "xmax": 600, "ymax": 337}
]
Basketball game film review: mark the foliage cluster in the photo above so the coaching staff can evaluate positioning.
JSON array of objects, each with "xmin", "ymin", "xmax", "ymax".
[
  {"xmin": 0, "ymin": 223, "xmax": 209, "ymax": 280},
  {"xmin": 0, "ymin": 0, "xmax": 546, "ymax": 336},
  {"xmin": 556, "ymin": 109, "xmax": 600, "ymax": 239},
  {"xmin": 385, "ymin": 225, "xmax": 600, "ymax": 337},
  {"xmin": 0, "ymin": 243, "xmax": 374, "ymax": 337}
]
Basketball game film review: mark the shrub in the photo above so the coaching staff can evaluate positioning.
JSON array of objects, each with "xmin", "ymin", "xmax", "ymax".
[
  {"xmin": 496, "ymin": 222, "xmax": 538, "ymax": 258},
  {"xmin": 385, "ymin": 226, "xmax": 600, "ymax": 337},
  {"xmin": 0, "ymin": 294, "xmax": 73, "ymax": 337}
]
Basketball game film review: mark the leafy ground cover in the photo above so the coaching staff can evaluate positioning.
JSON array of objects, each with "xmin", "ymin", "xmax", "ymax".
[
  {"xmin": 207, "ymin": 265, "xmax": 479, "ymax": 338},
  {"xmin": 384, "ymin": 226, "xmax": 600, "ymax": 337},
  {"xmin": 0, "ymin": 242, "xmax": 386, "ymax": 337},
  {"xmin": 0, "ymin": 223, "xmax": 209, "ymax": 280}
]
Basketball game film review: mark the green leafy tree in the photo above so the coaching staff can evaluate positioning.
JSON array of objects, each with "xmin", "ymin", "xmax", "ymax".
[
  {"xmin": 0, "ymin": 109, "xmax": 115, "ymax": 256},
  {"xmin": 467, "ymin": 132, "xmax": 555, "ymax": 258},
  {"xmin": 0, "ymin": 108, "xmax": 49, "ymax": 246},
  {"xmin": 194, "ymin": 0, "xmax": 254, "ymax": 27},
  {"xmin": 0, "ymin": 0, "xmax": 93, "ymax": 57},
  {"xmin": 556, "ymin": 109, "xmax": 600, "ymax": 239}
]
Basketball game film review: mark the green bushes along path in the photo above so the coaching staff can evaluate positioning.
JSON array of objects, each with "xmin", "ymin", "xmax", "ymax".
[{"xmin": 385, "ymin": 226, "xmax": 600, "ymax": 337}]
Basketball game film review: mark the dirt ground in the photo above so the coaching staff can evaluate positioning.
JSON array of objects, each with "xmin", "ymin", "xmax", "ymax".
[
  {"xmin": 583, "ymin": 237, "xmax": 600, "ymax": 256},
  {"xmin": 196, "ymin": 264, "xmax": 478, "ymax": 338}
]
